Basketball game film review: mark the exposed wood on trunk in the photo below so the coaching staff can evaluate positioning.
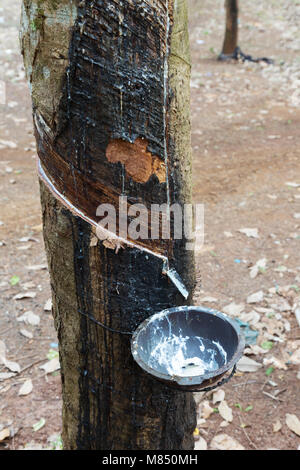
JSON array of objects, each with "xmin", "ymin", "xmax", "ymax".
[{"xmin": 22, "ymin": 0, "xmax": 196, "ymax": 449}]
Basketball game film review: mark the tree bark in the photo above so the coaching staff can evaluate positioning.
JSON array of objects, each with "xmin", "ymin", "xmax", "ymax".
[
  {"xmin": 21, "ymin": 0, "xmax": 196, "ymax": 450},
  {"xmin": 221, "ymin": 0, "xmax": 238, "ymax": 56}
]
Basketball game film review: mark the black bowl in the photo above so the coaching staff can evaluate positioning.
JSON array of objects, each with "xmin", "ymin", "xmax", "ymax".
[{"xmin": 131, "ymin": 306, "xmax": 245, "ymax": 391}]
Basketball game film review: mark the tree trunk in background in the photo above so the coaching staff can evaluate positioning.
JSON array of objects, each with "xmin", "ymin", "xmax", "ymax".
[
  {"xmin": 221, "ymin": 0, "xmax": 238, "ymax": 56},
  {"xmin": 21, "ymin": 0, "xmax": 196, "ymax": 450}
]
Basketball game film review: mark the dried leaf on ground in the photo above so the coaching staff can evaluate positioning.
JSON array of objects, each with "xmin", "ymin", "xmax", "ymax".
[
  {"xmin": 0, "ymin": 340, "xmax": 6, "ymax": 359},
  {"xmin": 223, "ymin": 302, "xmax": 245, "ymax": 317},
  {"xmin": 218, "ymin": 401, "xmax": 233, "ymax": 422},
  {"xmin": 194, "ymin": 436, "xmax": 207, "ymax": 450},
  {"xmin": 289, "ymin": 349, "xmax": 300, "ymax": 365},
  {"xmin": 237, "ymin": 356, "xmax": 262, "ymax": 372},
  {"xmin": 18, "ymin": 378, "xmax": 33, "ymax": 396},
  {"xmin": 238, "ymin": 228, "xmax": 259, "ymax": 238},
  {"xmin": 285, "ymin": 414, "xmax": 300, "ymax": 436},
  {"xmin": 220, "ymin": 420, "xmax": 230, "ymax": 427},
  {"xmin": 44, "ymin": 298, "xmax": 52, "ymax": 312},
  {"xmin": 247, "ymin": 290, "xmax": 264, "ymax": 304},
  {"xmin": 13, "ymin": 291, "xmax": 36, "ymax": 300},
  {"xmin": 210, "ymin": 434, "xmax": 245, "ymax": 450},
  {"xmin": 39, "ymin": 357, "xmax": 60, "ymax": 374},
  {"xmin": 0, "ymin": 428, "xmax": 10, "ymax": 442},
  {"xmin": 294, "ymin": 308, "xmax": 300, "ymax": 328},
  {"xmin": 263, "ymin": 356, "xmax": 288, "ymax": 370},
  {"xmin": 212, "ymin": 389, "xmax": 225, "ymax": 404},
  {"xmin": 244, "ymin": 345, "xmax": 268, "ymax": 355},
  {"xmin": 26, "ymin": 264, "xmax": 47, "ymax": 271},
  {"xmin": 249, "ymin": 258, "xmax": 267, "ymax": 278},
  {"xmin": 273, "ymin": 419, "xmax": 282, "ymax": 433},
  {"xmin": 0, "ymin": 372, "xmax": 16, "ymax": 381},
  {"xmin": 19, "ymin": 329, "xmax": 33, "ymax": 339},
  {"xmin": 200, "ymin": 296, "xmax": 218, "ymax": 303},
  {"xmin": 32, "ymin": 418, "xmax": 46, "ymax": 432},
  {"xmin": 17, "ymin": 311, "xmax": 40, "ymax": 326},
  {"xmin": 1, "ymin": 357, "xmax": 20, "ymax": 373},
  {"xmin": 200, "ymin": 400, "xmax": 215, "ymax": 419}
]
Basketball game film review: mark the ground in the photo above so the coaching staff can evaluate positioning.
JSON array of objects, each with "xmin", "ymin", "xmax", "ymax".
[{"xmin": 0, "ymin": 0, "xmax": 300, "ymax": 451}]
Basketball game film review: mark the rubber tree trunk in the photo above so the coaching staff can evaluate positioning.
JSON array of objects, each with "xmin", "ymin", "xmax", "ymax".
[
  {"xmin": 20, "ymin": 0, "xmax": 196, "ymax": 450},
  {"xmin": 221, "ymin": 0, "xmax": 239, "ymax": 56}
]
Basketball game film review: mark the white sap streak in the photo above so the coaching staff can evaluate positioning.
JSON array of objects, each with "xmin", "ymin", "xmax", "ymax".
[
  {"xmin": 213, "ymin": 340, "xmax": 227, "ymax": 363},
  {"xmin": 37, "ymin": 158, "xmax": 169, "ymax": 260},
  {"xmin": 163, "ymin": 0, "xmax": 171, "ymax": 219}
]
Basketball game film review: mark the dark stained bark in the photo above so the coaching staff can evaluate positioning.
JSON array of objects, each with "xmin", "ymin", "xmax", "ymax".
[
  {"xmin": 22, "ymin": 0, "xmax": 196, "ymax": 449},
  {"xmin": 221, "ymin": 0, "xmax": 239, "ymax": 56}
]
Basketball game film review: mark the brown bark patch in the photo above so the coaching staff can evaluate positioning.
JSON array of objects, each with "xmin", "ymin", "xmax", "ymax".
[{"xmin": 106, "ymin": 137, "xmax": 166, "ymax": 184}]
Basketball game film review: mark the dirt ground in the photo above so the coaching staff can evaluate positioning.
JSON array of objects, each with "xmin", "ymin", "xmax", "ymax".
[{"xmin": 0, "ymin": 0, "xmax": 300, "ymax": 451}]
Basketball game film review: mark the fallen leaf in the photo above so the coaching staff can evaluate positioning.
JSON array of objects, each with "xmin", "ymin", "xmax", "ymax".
[
  {"xmin": 210, "ymin": 433, "xmax": 245, "ymax": 450},
  {"xmin": 196, "ymin": 418, "xmax": 207, "ymax": 428},
  {"xmin": 218, "ymin": 401, "xmax": 233, "ymax": 422},
  {"xmin": 200, "ymin": 400, "xmax": 215, "ymax": 419},
  {"xmin": 18, "ymin": 379, "xmax": 33, "ymax": 396},
  {"xmin": 238, "ymin": 228, "xmax": 259, "ymax": 238},
  {"xmin": 286, "ymin": 414, "xmax": 300, "ymax": 437},
  {"xmin": 44, "ymin": 299, "xmax": 52, "ymax": 312},
  {"xmin": 220, "ymin": 420, "xmax": 230, "ymax": 427},
  {"xmin": 247, "ymin": 290, "xmax": 264, "ymax": 304},
  {"xmin": 0, "ymin": 340, "xmax": 6, "ymax": 359},
  {"xmin": 273, "ymin": 419, "xmax": 282, "ymax": 433},
  {"xmin": 249, "ymin": 258, "xmax": 267, "ymax": 279},
  {"xmin": 200, "ymin": 296, "xmax": 218, "ymax": 303},
  {"xmin": 0, "ymin": 428, "xmax": 10, "ymax": 442},
  {"xmin": 0, "ymin": 139, "xmax": 17, "ymax": 149},
  {"xmin": 33, "ymin": 418, "xmax": 46, "ymax": 432},
  {"xmin": 223, "ymin": 302, "xmax": 245, "ymax": 317},
  {"xmin": 31, "ymin": 223, "xmax": 43, "ymax": 232},
  {"xmin": 18, "ymin": 236, "xmax": 39, "ymax": 243},
  {"xmin": 239, "ymin": 310, "xmax": 260, "ymax": 325},
  {"xmin": 0, "ymin": 372, "xmax": 16, "ymax": 381},
  {"xmin": 212, "ymin": 389, "xmax": 225, "ymax": 404},
  {"xmin": 194, "ymin": 436, "xmax": 207, "ymax": 450},
  {"xmin": 237, "ymin": 356, "xmax": 262, "ymax": 372},
  {"xmin": 290, "ymin": 349, "xmax": 300, "ymax": 365},
  {"xmin": 263, "ymin": 356, "xmax": 287, "ymax": 370},
  {"xmin": 1, "ymin": 357, "xmax": 21, "ymax": 373},
  {"xmin": 19, "ymin": 329, "xmax": 33, "ymax": 339},
  {"xmin": 39, "ymin": 357, "xmax": 60, "ymax": 374},
  {"xmin": 17, "ymin": 244, "xmax": 31, "ymax": 251},
  {"xmin": 13, "ymin": 291, "xmax": 36, "ymax": 300},
  {"xmin": 17, "ymin": 311, "xmax": 40, "ymax": 326},
  {"xmin": 26, "ymin": 264, "xmax": 47, "ymax": 271},
  {"xmin": 294, "ymin": 308, "xmax": 300, "ymax": 328}
]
